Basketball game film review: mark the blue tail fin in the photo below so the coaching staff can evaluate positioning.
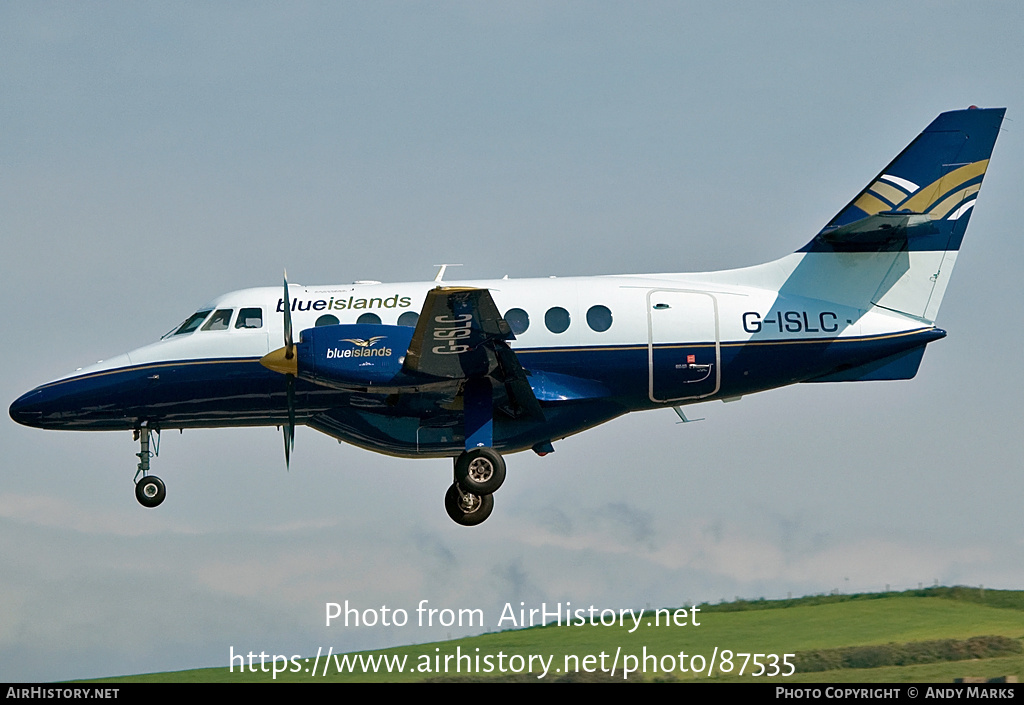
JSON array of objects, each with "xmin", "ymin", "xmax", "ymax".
[
  {"xmin": 803, "ymin": 106, "xmax": 1004, "ymax": 254},
  {"xmin": 773, "ymin": 107, "xmax": 1005, "ymax": 323}
]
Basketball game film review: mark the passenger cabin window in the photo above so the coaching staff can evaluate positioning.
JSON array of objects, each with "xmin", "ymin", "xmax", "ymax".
[
  {"xmin": 504, "ymin": 308, "xmax": 529, "ymax": 335},
  {"xmin": 235, "ymin": 307, "xmax": 263, "ymax": 329},
  {"xmin": 201, "ymin": 309, "xmax": 233, "ymax": 331},
  {"xmin": 398, "ymin": 311, "xmax": 419, "ymax": 327},
  {"xmin": 315, "ymin": 314, "xmax": 339, "ymax": 327},
  {"xmin": 172, "ymin": 310, "xmax": 212, "ymax": 336},
  {"xmin": 586, "ymin": 305, "xmax": 613, "ymax": 332},
  {"xmin": 544, "ymin": 307, "xmax": 570, "ymax": 334},
  {"xmin": 357, "ymin": 312, "xmax": 382, "ymax": 325}
]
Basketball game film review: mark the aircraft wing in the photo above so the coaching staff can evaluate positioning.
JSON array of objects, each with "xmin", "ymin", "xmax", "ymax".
[{"xmin": 404, "ymin": 287, "xmax": 543, "ymax": 420}]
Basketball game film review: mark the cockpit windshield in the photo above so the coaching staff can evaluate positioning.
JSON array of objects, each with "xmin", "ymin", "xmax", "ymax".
[
  {"xmin": 166, "ymin": 310, "xmax": 212, "ymax": 338},
  {"xmin": 161, "ymin": 305, "xmax": 263, "ymax": 339}
]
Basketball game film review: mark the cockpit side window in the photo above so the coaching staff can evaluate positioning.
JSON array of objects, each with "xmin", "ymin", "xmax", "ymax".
[
  {"xmin": 235, "ymin": 307, "xmax": 263, "ymax": 329},
  {"xmin": 201, "ymin": 309, "xmax": 233, "ymax": 331},
  {"xmin": 172, "ymin": 310, "xmax": 213, "ymax": 336}
]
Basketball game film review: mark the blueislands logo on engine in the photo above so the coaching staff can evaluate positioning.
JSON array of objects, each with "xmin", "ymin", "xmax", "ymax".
[{"xmin": 327, "ymin": 336, "xmax": 393, "ymax": 358}]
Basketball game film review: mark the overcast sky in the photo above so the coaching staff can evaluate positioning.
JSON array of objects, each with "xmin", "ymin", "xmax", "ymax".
[{"xmin": 3, "ymin": 2, "xmax": 1023, "ymax": 682}]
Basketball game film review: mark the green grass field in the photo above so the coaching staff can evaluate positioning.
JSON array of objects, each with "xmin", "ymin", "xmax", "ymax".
[{"xmin": 88, "ymin": 587, "xmax": 1024, "ymax": 683}]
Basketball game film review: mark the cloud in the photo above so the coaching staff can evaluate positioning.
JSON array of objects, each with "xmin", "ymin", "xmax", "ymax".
[{"xmin": 0, "ymin": 494, "xmax": 177, "ymax": 537}]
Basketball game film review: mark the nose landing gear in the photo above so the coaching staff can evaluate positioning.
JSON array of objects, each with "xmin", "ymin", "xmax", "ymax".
[{"xmin": 133, "ymin": 424, "xmax": 165, "ymax": 508}]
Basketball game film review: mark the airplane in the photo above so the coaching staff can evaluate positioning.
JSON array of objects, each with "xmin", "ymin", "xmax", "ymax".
[{"xmin": 9, "ymin": 106, "xmax": 1005, "ymax": 526}]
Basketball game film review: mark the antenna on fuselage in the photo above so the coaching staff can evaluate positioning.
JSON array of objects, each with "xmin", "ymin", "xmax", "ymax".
[
  {"xmin": 433, "ymin": 263, "xmax": 463, "ymax": 283},
  {"xmin": 673, "ymin": 406, "xmax": 705, "ymax": 424}
]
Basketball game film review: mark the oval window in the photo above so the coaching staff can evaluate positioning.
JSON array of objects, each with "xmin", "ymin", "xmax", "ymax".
[
  {"xmin": 356, "ymin": 313, "xmax": 382, "ymax": 325},
  {"xmin": 504, "ymin": 308, "xmax": 529, "ymax": 335},
  {"xmin": 586, "ymin": 305, "xmax": 612, "ymax": 332},
  {"xmin": 397, "ymin": 311, "xmax": 419, "ymax": 327},
  {"xmin": 315, "ymin": 314, "xmax": 340, "ymax": 327},
  {"xmin": 544, "ymin": 307, "xmax": 570, "ymax": 334}
]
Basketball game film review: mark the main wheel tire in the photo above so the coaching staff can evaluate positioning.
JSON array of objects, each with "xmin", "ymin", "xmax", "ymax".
[
  {"xmin": 444, "ymin": 483, "xmax": 493, "ymax": 526},
  {"xmin": 454, "ymin": 447, "xmax": 506, "ymax": 495},
  {"xmin": 135, "ymin": 475, "xmax": 166, "ymax": 508}
]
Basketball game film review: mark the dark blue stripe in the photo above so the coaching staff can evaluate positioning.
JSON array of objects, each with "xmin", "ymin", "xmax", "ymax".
[{"xmin": 10, "ymin": 328, "xmax": 944, "ymax": 455}]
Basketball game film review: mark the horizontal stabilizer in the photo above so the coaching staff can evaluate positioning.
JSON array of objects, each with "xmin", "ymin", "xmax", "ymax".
[{"xmin": 816, "ymin": 211, "xmax": 937, "ymax": 248}]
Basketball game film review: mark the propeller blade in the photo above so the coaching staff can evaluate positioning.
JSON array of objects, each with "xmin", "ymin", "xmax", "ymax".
[
  {"xmin": 284, "ymin": 374, "xmax": 296, "ymax": 469},
  {"xmin": 277, "ymin": 270, "xmax": 297, "ymax": 469},
  {"xmin": 283, "ymin": 269, "xmax": 294, "ymax": 359}
]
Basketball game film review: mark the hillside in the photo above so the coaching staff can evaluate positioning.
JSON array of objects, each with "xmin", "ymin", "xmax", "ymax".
[{"xmin": 90, "ymin": 587, "xmax": 1024, "ymax": 683}]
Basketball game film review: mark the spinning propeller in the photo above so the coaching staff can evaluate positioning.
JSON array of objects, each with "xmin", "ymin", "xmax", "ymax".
[{"xmin": 259, "ymin": 271, "xmax": 298, "ymax": 468}]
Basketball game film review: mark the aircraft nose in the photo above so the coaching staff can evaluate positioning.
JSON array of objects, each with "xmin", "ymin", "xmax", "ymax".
[{"xmin": 9, "ymin": 387, "xmax": 45, "ymax": 428}]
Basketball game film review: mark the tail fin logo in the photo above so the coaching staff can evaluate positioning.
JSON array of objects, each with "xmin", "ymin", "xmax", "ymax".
[
  {"xmin": 853, "ymin": 159, "xmax": 989, "ymax": 221},
  {"xmin": 807, "ymin": 107, "xmax": 1004, "ymax": 254}
]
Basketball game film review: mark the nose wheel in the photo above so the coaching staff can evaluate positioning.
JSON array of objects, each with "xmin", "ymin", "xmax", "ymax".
[{"xmin": 135, "ymin": 475, "xmax": 166, "ymax": 507}]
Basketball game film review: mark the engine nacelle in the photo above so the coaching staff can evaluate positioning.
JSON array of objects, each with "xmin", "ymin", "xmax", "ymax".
[{"xmin": 296, "ymin": 324, "xmax": 414, "ymax": 389}]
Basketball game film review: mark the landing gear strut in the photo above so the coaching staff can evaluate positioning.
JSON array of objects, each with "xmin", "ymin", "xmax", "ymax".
[
  {"xmin": 444, "ymin": 378, "xmax": 506, "ymax": 526},
  {"xmin": 133, "ymin": 424, "xmax": 165, "ymax": 508}
]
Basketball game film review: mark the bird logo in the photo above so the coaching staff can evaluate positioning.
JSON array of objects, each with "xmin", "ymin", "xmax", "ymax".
[{"xmin": 341, "ymin": 336, "xmax": 388, "ymax": 348}]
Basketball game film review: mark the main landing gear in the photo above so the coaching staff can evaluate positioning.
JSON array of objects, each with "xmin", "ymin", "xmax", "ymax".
[
  {"xmin": 444, "ymin": 447, "xmax": 506, "ymax": 526},
  {"xmin": 133, "ymin": 424, "xmax": 165, "ymax": 508}
]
